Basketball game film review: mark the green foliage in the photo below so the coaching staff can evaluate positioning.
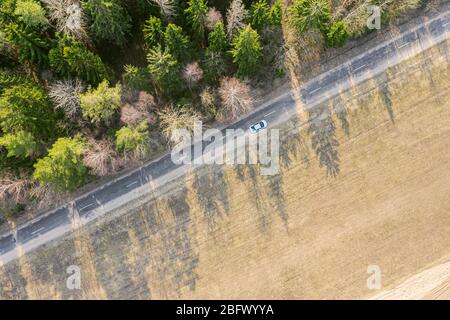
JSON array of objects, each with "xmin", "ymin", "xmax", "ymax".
[
  {"xmin": 0, "ymin": 83, "xmax": 56, "ymax": 139},
  {"xmin": 147, "ymin": 46, "xmax": 182, "ymax": 92},
  {"xmin": 326, "ymin": 20, "xmax": 348, "ymax": 48},
  {"xmin": 207, "ymin": 22, "xmax": 228, "ymax": 53},
  {"xmin": 230, "ymin": 25, "xmax": 262, "ymax": 78},
  {"xmin": 184, "ymin": 0, "xmax": 207, "ymax": 41},
  {"xmin": 288, "ymin": 0, "xmax": 330, "ymax": 32},
  {"xmin": 48, "ymin": 34, "xmax": 112, "ymax": 85},
  {"xmin": 122, "ymin": 64, "xmax": 150, "ymax": 91},
  {"xmin": 3, "ymin": 23, "xmax": 48, "ymax": 65},
  {"xmin": 0, "ymin": 130, "xmax": 37, "ymax": 159},
  {"xmin": 82, "ymin": 0, "xmax": 132, "ymax": 47},
  {"xmin": 203, "ymin": 49, "xmax": 227, "ymax": 84},
  {"xmin": 268, "ymin": 0, "xmax": 282, "ymax": 26},
  {"xmin": 14, "ymin": 0, "xmax": 48, "ymax": 30},
  {"xmin": 143, "ymin": 15, "xmax": 163, "ymax": 48},
  {"xmin": 164, "ymin": 23, "xmax": 190, "ymax": 62},
  {"xmin": 249, "ymin": 0, "xmax": 270, "ymax": 31},
  {"xmin": 79, "ymin": 80, "xmax": 122, "ymax": 124},
  {"xmin": 33, "ymin": 136, "xmax": 88, "ymax": 191},
  {"xmin": 0, "ymin": 69, "xmax": 33, "ymax": 93},
  {"xmin": 115, "ymin": 120, "xmax": 149, "ymax": 154}
]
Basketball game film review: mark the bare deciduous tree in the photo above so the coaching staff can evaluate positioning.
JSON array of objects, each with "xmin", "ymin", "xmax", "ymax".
[
  {"xmin": 226, "ymin": 0, "xmax": 248, "ymax": 38},
  {"xmin": 218, "ymin": 77, "xmax": 253, "ymax": 121},
  {"xmin": 206, "ymin": 7, "xmax": 223, "ymax": 31},
  {"xmin": 0, "ymin": 174, "xmax": 34, "ymax": 203},
  {"xmin": 83, "ymin": 139, "xmax": 122, "ymax": 177},
  {"xmin": 158, "ymin": 106, "xmax": 202, "ymax": 145},
  {"xmin": 48, "ymin": 79, "xmax": 84, "ymax": 120},
  {"xmin": 42, "ymin": 0, "xmax": 88, "ymax": 40},
  {"xmin": 182, "ymin": 61, "xmax": 204, "ymax": 88},
  {"xmin": 151, "ymin": 0, "xmax": 176, "ymax": 19}
]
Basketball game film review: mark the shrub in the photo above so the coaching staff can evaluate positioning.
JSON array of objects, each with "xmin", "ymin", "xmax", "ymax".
[
  {"xmin": 79, "ymin": 80, "xmax": 122, "ymax": 125},
  {"xmin": 326, "ymin": 20, "xmax": 348, "ymax": 48},
  {"xmin": 33, "ymin": 136, "xmax": 88, "ymax": 191},
  {"xmin": 115, "ymin": 121, "xmax": 150, "ymax": 159},
  {"xmin": 14, "ymin": 0, "xmax": 49, "ymax": 30}
]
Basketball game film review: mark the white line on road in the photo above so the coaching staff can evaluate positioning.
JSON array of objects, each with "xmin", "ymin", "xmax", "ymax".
[
  {"xmin": 353, "ymin": 64, "xmax": 367, "ymax": 72},
  {"xmin": 30, "ymin": 227, "xmax": 45, "ymax": 235},
  {"xmin": 125, "ymin": 181, "xmax": 139, "ymax": 188},
  {"xmin": 309, "ymin": 87, "xmax": 321, "ymax": 95},
  {"xmin": 264, "ymin": 111, "xmax": 276, "ymax": 117},
  {"xmin": 79, "ymin": 203, "xmax": 95, "ymax": 211},
  {"xmin": 397, "ymin": 41, "xmax": 412, "ymax": 49}
]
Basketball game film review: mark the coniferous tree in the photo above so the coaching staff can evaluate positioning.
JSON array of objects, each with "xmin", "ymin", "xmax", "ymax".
[
  {"xmin": 33, "ymin": 136, "xmax": 88, "ymax": 191},
  {"xmin": 164, "ymin": 23, "xmax": 190, "ymax": 62},
  {"xmin": 48, "ymin": 34, "xmax": 112, "ymax": 85},
  {"xmin": 230, "ymin": 25, "xmax": 262, "ymax": 77},
  {"xmin": 146, "ymin": 46, "xmax": 182, "ymax": 93},
  {"xmin": 184, "ymin": 0, "xmax": 208, "ymax": 42},
  {"xmin": 82, "ymin": 0, "xmax": 132, "ymax": 46}
]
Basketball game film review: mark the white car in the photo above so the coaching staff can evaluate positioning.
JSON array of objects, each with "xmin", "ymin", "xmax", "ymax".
[{"xmin": 249, "ymin": 120, "xmax": 268, "ymax": 134}]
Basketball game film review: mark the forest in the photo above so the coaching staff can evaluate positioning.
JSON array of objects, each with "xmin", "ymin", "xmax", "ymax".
[{"xmin": 0, "ymin": 0, "xmax": 426, "ymax": 218}]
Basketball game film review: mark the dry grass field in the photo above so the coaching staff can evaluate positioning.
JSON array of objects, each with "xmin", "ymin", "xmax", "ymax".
[{"xmin": 0, "ymin": 39, "xmax": 449, "ymax": 300}]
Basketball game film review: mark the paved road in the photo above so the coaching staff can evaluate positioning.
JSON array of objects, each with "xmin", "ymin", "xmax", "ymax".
[{"xmin": 1, "ymin": 10, "xmax": 449, "ymax": 263}]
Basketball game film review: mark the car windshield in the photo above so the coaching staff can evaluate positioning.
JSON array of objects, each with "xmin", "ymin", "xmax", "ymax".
[{"xmin": 260, "ymin": 122, "xmax": 264, "ymax": 127}]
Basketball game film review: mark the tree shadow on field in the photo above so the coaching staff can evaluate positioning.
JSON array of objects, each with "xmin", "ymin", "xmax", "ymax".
[
  {"xmin": 0, "ymin": 259, "xmax": 29, "ymax": 299},
  {"xmin": 375, "ymin": 73, "xmax": 395, "ymax": 124},
  {"xmin": 146, "ymin": 183, "xmax": 199, "ymax": 298},
  {"xmin": 233, "ymin": 164, "xmax": 272, "ymax": 231},
  {"xmin": 91, "ymin": 215, "xmax": 141, "ymax": 300},
  {"xmin": 331, "ymin": 94, "xmax": 350, "ymax": 136},
  {"xmin": 192, "ymin": 164, "xmax": 230, "ymax": 234},
  {"xmin": 307, "ymin": 103, "xmax": 340, "ymax": 177},
  {"xmin": 279, "ymin": 115, "xmax": 311, "ymax": 169},
  {"xmin": 265, "ymin": 173, "xmax": 289, "ymax": 230}
]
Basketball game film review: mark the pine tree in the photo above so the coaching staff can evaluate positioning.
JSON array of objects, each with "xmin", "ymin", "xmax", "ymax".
[
  {"xmin": 207, "ymin": 22, "xmax": 228, "ymax": 53},
  {"xmin": 184, "ymin": 0, "xmax": 208, "ymax": 42},
  {"xmin": 146, "ymin": 46, "xmax": 181, "ymax": 93},
  {"xmin": 48, "ymin": 34, "xmax": 112, "ymax": 85},
  {"xmin": 143, "ymin": 15, "xmax": 163, "ymax": 48},
  {"xmin": 3, "ymin": 23, "xmax": 48, "ymax": 66},
  {"xmin": 230, "ymin": 25, "xmax": 262, "ymax": 77},
  {"xmin": 164, "ymin": 23, "xmax": 190, "ymax": 62},
  {"xmin": 82, "ymin": 0, "xmax": 132, "ymax": 47},
  {"xmin": 249, "ymin": 0, "xmax": 270, "ymax": 31},
  {"xmin": 288, "ymin": 0, "xmax": 330, "ymax": 33},
  {"xmin": 0, "ymin": 83, "xmax": 56, "ymax": 139}
]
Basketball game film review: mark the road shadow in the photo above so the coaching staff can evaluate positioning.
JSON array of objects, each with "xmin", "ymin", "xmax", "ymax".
[{"xmin": 307, "ymin": 102, "xmax": 340, "ymax": 177}]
